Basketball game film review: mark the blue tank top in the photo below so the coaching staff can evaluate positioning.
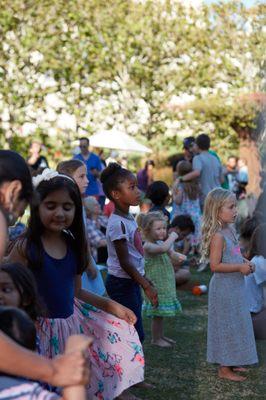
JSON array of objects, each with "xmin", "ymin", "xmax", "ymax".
[{"xmin": 31, "ymin": 245, "xmax": 77, "ymax": 318}]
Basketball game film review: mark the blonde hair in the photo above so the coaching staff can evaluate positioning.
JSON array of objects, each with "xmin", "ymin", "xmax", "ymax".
[
  {"xmin": 201, "ymin": 188, "xmax": 235, "ymax": 261},
  {"xmin": 137, "ymin": 211, "xmax": 167, "ymax": 241}
]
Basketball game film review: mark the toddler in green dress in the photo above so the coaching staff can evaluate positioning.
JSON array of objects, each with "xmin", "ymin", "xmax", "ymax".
[{"xmin": 138, "ymin": 212, "xmax": 186, "ymax": 348}]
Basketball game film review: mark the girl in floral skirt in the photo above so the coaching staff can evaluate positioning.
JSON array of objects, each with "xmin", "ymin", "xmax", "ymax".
[{"xmin": 8, "ymin": 168, "xmax": 144, "ymax": 400}]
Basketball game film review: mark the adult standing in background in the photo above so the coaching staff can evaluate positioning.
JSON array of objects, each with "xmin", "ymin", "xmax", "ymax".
[
  {"xmin": 27, "ymin": 140, "xmax": 49, "ymax": 174},
  {"xmin": 172, "ymin": 137, "xmax": 195, "ymax": 180},
  {"xmin": 137, "ymin": 160, "xmax": 155, "ymax": 195},
  {"xmin": 74, "ymin": 137, "xmax": 102, "ymax": 197},
  {"xmin": 178, "ymin": 134, "xmax": 224, "ymax": 209}
]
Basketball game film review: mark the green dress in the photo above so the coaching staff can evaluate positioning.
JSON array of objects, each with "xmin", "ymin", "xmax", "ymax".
[{"xmin": 142, "ymin": 251, "xmax": 182, "ymax": 317}]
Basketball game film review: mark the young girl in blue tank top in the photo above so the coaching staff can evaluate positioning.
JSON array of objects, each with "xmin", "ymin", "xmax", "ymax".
[
  {"xmin": 8, "ymin": 168, "xmax": 144, "ymax": 400},
  {"xmin": 202, "ymin": 188, "xmax": 258, "ymax": 382}
]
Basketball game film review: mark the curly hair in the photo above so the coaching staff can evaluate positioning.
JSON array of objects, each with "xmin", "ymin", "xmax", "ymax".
[
  {"xmin": 137, "ymin": 211, "xmax": 167, "ymax": 241},
  {"xmin": 201, "ymin": 188, "xmax": 234, "ymax": 262}
]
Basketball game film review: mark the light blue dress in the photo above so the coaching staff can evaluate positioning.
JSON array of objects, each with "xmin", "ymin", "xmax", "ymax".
[
  {"xmin": 81, "ymin": 257, "xmax": 106, "ymax": 296},
  {"xmin": 207, "ymin": 229, "xmax": 258, "ymax": 366}
]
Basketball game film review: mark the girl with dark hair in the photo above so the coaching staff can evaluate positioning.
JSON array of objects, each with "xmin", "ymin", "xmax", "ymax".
[
  {"xmin": 102, "ymin": 163, "xmax": 158, "ymax": 343},
  {"xmin": 245, "ymin": 223, "xmax": 266, "ymax": 340},
  {"xmin": 8, "ymin": 168, "xmax": 144, "ymax": 400},
  {"xmin": 0, "ymin": 263, "xmax": 43, "ymax": 321},
  {"xmin": 172, "ymin": 160, "xmax": 201, "ymax": 248}
]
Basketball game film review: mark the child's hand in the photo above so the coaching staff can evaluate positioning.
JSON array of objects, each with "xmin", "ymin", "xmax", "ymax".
[
  {"xmin": 144, "ymin": 284, "xmax": 158, "ymax": 307},
  {"xmin": 112, "ymin": 303, "xmax": 137, "ymax": 325},
  {"xmin": 239, "ymin": 262, "xmax": 253, "ymax": 276},
  {"xmin": 86, "ymin": 264, "xmax": 97, "ymax": 280},
  {"xmin": 177, "ymin": 253, "xmax": 187, "ymax": 262},
  {"xmin": 169, "ymin": 231, "xmax": 178, "ymax": 241}
]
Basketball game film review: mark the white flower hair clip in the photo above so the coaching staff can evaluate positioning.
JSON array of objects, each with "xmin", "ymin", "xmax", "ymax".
[{"xmin": 32, "ymin": 168, "xmax": 74, "ymax": 188}]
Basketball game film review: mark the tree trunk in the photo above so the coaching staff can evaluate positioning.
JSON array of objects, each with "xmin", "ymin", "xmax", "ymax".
[{"xmin": 238, "ymin": 129, "xmax": 261, "ymax": 197}]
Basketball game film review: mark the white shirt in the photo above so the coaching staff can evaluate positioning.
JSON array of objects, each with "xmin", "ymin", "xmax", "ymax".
[
  {"xmin": 106, "ymin": 212, "xmax": 145, "ymax": 279},
  {"xmin": 245, "ymin": 256, "xmax": 266, "ymax": 313}
]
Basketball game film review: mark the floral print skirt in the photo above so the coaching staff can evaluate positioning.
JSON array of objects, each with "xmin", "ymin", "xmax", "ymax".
[{"xmin": 36, "ymin": 298, "xmax": 144, "ymax": 400}]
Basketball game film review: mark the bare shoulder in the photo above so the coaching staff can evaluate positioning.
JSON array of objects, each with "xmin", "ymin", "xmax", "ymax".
[{"xmin": 210, "ymin": 232, "xmax": 224, "ymax": 247}]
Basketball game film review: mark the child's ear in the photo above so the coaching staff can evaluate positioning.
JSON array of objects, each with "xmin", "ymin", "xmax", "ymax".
[{"xmin": 111, "ymin": 190, "xmax": 120, "ymax": 200}]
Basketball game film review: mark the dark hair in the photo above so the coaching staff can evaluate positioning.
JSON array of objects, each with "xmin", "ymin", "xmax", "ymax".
[
  {"xmin": 0, "ymin": 150, "xmax": 33, "ymax": 203},
  {"xmin": 183, "ymin": 136, "xmax": 195, "ymax": 150},
  {"xmin": 0, "ymin": 306, "xmax": 36, "ymax": 351},
  {"xmin": 196, "ymin": 134, "xmax": 210, "ymax": 151},
  {"xmin": 0, "ymin": 263, "xmax": 44, "ymax": 320},
  {"xmin": 57, "ymin": 159, "xmax": 84, "ymax": 176},
  {"xmin": 249, "ymin": 223, "xmax": 266, "ymax": 259},
  {"xmin": 79, "ymin": 137, "xmax": 89, "ymax": 144},
  {"xmin": 100, "ymin": 163, "xmax": 133, "ymax": 200},
  {"xmin": 170, "ymin": 214, "xmax": 195, "ymax": 233},
  {"xmin": 144, "ymin": 160, "xmax": 155, "ymax": 169},
  {"xmin": 21, "ymin": 176, "xmax": 87, "ymax": 274},
  {"xmin": 146, "ymin": 181, "xmax": 169, "ymax": 206},
  {"xmin": 240, "ymin": 216, "xmax": 258, "ymax": 240},
  {"xmin": 177, "ymin": 161, "xmax": 199, "ymax": 200}
]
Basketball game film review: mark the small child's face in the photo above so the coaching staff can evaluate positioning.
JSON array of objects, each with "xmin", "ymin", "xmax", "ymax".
[
  {"xmin": 218, "ymin": 196, "xmax": 237, "ymax": 225},
  {"xmin": 151, "ymin": 220, "xmax": 167, "ymax": 241},
  {"xmin": 72, "ymin": 165, "xmax": 89, "ymax": 195},
  {"xmin": 0, "ymin": 271, "xmax": 20, "ymax": 308}
]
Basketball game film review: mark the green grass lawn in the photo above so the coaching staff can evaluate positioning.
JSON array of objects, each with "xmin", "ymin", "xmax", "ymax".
[{"xmin": 133, "ymin": 271, "xmax": 266, "ymax": 400}]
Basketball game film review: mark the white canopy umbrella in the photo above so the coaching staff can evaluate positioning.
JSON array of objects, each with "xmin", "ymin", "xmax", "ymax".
[{"xmin": 89, "ymin": 129, "xmax": 152, "ymax": 154}]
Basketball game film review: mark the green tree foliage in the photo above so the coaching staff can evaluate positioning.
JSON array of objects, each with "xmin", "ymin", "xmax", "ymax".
[{"xmin": 0, "ymin": 0, "xmax": 265, "ymax": 162}]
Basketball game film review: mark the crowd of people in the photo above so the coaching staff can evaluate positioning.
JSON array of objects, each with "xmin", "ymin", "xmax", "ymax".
[{"xmin": 0, "ymin": 131, "xmax": 265, "ymax": 398}]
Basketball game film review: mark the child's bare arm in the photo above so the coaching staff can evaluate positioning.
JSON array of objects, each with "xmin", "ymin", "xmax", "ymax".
[
  {"xmin": 168, "ymin": 249, "xmax": 187, "ymax": 263},
  {"xmin": 74, "ymin": 275, "xmax": 137, "ymax": 324},
  {"xmin": 144, "ymin": 232, "xmax": 178, "ymax": 255},
  {"xmin": 114, "ymin": 239, "xmax": 158, "ymax": 307},
  {"xmin": 210, "ymin": 233, "xmax": 252, "ymax": 275}
]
